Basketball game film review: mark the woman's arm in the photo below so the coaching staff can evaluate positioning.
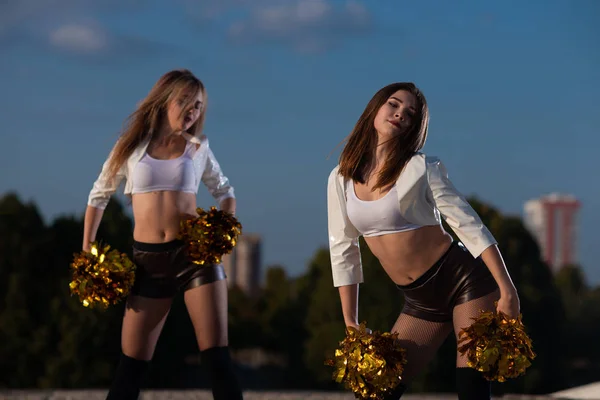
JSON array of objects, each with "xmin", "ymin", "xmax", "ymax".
[
  {"xmin": 339, "ymin": 284, "xmax": 360, "ymax": 328},
  {"xmin": 84, "ymin": 146, "xmax": 126, "ymax": 251},
  {"xmin": 82, "ymin": 206, "xmax": 105, "ymax": 251},
  {"xmin": 426, "ymin": 156, "xmax": 497, "ymax": 257},
  {"xmin": 480, "ymin": 245, "xmax": 519, "ymax": 317},
  {"xmin": 220, "ymin": 197, "xmax": 236, "ymax": 215},
  {"xmin": 201, "ymin": 146, "xmax": 235, "ymax": 206},
  {"xmin": 426, "ymin": 156, "xmax": 519, "ymax": 317},
  {"xmin": 327, "ymin": 168, "xmax": 363, "ymax": 327}
]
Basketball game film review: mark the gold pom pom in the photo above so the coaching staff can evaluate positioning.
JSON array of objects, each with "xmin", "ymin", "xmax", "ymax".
[
  {"xmin": 178, "ymin": 207, "xmax": 242, "ymax": 265},
  {"xmin": 325, "ymin": 322, "xmax": 407, "ymax": 400},
  {"xmin": 457, "ymin": 308, "xmax": 536, "ymax": 382},
  {"xmin": 69, "ymin": 242, "xmax": 136, "ymax": 310}
]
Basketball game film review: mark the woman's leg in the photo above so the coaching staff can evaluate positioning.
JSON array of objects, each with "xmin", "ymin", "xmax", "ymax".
[
  {"xmin": 452, "ymin": 289, "xmax": 500, "ymax": 400},
  {"xmin": 184, "ymin": 279, "xmax": 243, "ymax": 400},
  {"xmin": 384, "ymin": 313, "xmax": 453, "ymax": 399},
  {"xmin": 106, "ymin": 295, "xmax": 173, "ymax": 400}
]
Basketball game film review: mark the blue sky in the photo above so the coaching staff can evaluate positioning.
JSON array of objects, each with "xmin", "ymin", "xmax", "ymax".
[{"xmin": 1, "ymin": 0, "xmax": 599, "ymax": 284}]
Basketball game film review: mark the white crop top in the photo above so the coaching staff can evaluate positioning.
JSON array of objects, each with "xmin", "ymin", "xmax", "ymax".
[
  {"xmin": 131, "ymin": 142, "xmax": 197, "ymax": 194},
  {"xmin": 346, "ymin": 180, "xmax": 421, "ymax": 237}
]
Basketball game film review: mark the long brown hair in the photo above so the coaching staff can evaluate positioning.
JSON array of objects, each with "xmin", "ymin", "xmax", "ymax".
[
  {"xmin": 105, "ymin": 69, "xmax": 207, "ymax": 183},
  {"xmin": 338, "ymin": 82, "xmax": 429, "ymax": 191}
]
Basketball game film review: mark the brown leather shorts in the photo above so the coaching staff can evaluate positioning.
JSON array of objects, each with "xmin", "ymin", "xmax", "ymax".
[
  {"xmin": 130, "ymin": 239, "xmax": 227, "ymax": 299},
  {"xmin": 397, "ymin": 241, "xmax": 499, "ymax": 322}
]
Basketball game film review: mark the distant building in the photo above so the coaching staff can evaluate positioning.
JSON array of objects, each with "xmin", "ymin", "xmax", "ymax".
[
  {"xmin": 523, "ymin": 193, "xmax": 581, "ymax": 273},
  {"xmin": 221, "ymin": 233, "xmax": 262, "ymax": 297}
]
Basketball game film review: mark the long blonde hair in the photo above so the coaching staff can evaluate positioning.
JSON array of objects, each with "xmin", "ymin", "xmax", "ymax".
[{"xmin": 105, "ymin": 69, "xmax": 207, "ymax": 183}]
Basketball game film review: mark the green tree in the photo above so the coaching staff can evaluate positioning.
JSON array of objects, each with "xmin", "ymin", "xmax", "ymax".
[
  {"xmin": 0, "ymin": 193, "xmax": 138, "ymax": 388},
  {"xmin": 554, "ymin": 265, "xmax": 600, "ymax": 388},
  {"xmin": 39, "ymin": 210, "xmax": 126, "ymax": 388},
  {"xmin": 555, "ymin": 265, "xmax": 588, "ymax": 316},
  {"xmin": 0, "ymin": 193, "xmax": 52, "ymax": 387},
  {"xmin": 455, "ymin": 198, "xmax": 567, "ymax": 394},
  {"xmin": 227, "ymin": 285, "xmax": 265, "ymax": 350},
  {"xmin": 253, "ymin": 265, "xmax": 314, "ymax": 388},
  {"xmin": 302, "ymin": 248, "xmax": 344, "ymax": 386}
]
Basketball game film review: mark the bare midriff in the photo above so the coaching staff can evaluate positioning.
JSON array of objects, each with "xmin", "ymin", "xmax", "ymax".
[
  {"xmin": 363, "ymin": 224, "xmax": 454, "ymax": 286},
  {"xmin": 131, "ymin": 191, "xmax": 198, "ymax": 243}
]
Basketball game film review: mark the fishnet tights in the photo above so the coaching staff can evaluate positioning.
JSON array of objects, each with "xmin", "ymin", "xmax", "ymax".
[
  {"xmin": 390, "ymin": 289, "xmax": 500, "ymax": 382},
  {"xmin": 453, "ymin": 289, "xmax": 500, "ymax": 367}
]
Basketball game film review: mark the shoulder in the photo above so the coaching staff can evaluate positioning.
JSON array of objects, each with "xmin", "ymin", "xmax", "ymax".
[
  {"xmin": 408, "ymin": 152, "xmax": 443, "ymax": 169},
  {"xmin": 406, "ymin": 151, "xmax": 439, "ymax": 165},
  {"xmin": 420, "ymin": 153, "xmax": 450, "ymax": 180},
  {"xmin": 328, "ymin": 165, "xmax": 340, "ymax": 179},
  {"xmin": 423, "ymin": 153, "xmax": 441, "ymax": 166},
  {"xmin": 184, "ymin": 133, "xmax": 210, "ymax": 155},
  {"xmin": 395, "ymin": 152, "xmax": 445, "ymax": 186},
  {"xmin": 327, "ymin": 165, "xmax": 345, "ymax": 191},
  {"xmin": 397, "ymin": 152, "xmax": 428, "ymax": 178},
  {"xmin": 184, "ymin": 132, "xmax": 209, "ymax": 147},
  {"xmin": 126, "ymin": 136, "xmax": 150, "ymax": 159},
  {"xmin": 197, "ymin": 134, "xmax": 209, "ymax": 147},
  {"xmin": 328, "ymin": 165, "xmax": 345, "ymax": 185}
]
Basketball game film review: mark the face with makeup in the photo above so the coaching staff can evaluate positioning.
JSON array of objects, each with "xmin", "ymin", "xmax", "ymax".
[
  {"xmin": 373, "ymin": 90, "xmax": 418, "ymax": 140},
  {"xmin": 165, "ymin": 88, "xmax": 204, "ymax": 133}
]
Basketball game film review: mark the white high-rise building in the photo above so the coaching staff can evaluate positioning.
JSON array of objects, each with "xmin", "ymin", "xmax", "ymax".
[{"xmin": 523, "ymin": 193, "xmax": 581, "ymax": 273}]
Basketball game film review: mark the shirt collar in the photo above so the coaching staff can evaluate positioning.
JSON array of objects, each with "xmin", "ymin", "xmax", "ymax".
[{"xmin": 182, "ymin": 132, "xmax": 206, "ymax": 145}]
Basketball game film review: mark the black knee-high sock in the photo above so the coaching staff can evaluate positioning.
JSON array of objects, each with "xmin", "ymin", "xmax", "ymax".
[
  {"xmin": 106, "ymin": 353, "xmax": 150, "ymax": 400},
  {"xmin": 201, "ymin": 346, "xmax": 243, "ymax": 400},
  {"xmin": 382, "ymin": 382, "xmax": 407, "ymax": 399},
  {"xmin": 456, "ymin": 367, "xmax": 490, "ymax": 400}
]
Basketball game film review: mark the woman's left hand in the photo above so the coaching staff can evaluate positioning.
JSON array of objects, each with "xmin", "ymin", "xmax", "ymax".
[{"xmin": 496, "ymin": 287, "xmax": 520, "ymax": 319}]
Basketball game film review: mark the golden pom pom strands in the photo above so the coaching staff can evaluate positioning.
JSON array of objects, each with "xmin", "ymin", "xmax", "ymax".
[
  {"xmin": 457, "ymin": 307, "xmax": 536, "ymax": 382},
  {"xmin": 325, "ymin": 322, "xmax": 407, "ymax": 400},
  {"xmin": 69, "ymin": 242, "xmax": 136, "ymax": 310},
  {"xmin": 178, "ymin": 207, "xmax": 242, "ymax": 265}
]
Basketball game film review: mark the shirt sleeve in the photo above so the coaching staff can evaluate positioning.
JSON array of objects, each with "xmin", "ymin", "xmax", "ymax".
[
  {"xmin": 327, "ymin": 168, "xmax": 363, "ymax": 287},
  {"xmin": 87, "ymin": 146, "xmax": 126, "ymax": 210},
  {"xmin": 201, "ymin": 146, "xmax": 235, "ymax": 204},
  {"xmin": 426, "ymin": 156, "xmax": 497, "ymax": 258}
]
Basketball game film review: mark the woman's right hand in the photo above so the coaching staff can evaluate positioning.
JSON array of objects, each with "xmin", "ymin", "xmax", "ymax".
[{"xmin": 83, "ymin": 205, "xmax": 104, "ymax": 254}]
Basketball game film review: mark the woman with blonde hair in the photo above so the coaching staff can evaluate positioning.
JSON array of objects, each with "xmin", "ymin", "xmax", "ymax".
[
  {"xmin": 84, "ymin": 69, "xmax": 243, "ymax": 399},
  {"xmin": 327, "ymin": 82, "xmax": 520, "ymax": 399}
]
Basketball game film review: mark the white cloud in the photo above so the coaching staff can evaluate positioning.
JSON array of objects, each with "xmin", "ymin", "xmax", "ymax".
[
  {"xmin": 0, "ymin": 0, "xmax": 139, "ymax": 36},
  {"xmin": 43, "ymin": 21, "xmax": 175, "ymax": 63},
  {"xmin": 226, "ymin": 0, "xmax": 372, "ymax": 52},
  {"xmin": 49, "ymin": 23, "xmax": 108, "ymax": 53},
  {"xmin": 180, "ymin": 0, "xmax": 253, "ymax": 20},
  {"xmin": 294, "ymin": 0, "xmax": 332, "ymax": 23},
  {"xmin": 0, "ymin": 3, "xmax": 171, "ymax": 62},
  {"xmin": 2, "ymin": 0, "xmax": 371, "ymax": 56}
]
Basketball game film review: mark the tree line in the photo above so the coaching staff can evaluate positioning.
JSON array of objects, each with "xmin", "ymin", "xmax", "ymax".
[{"xmin": 1, "ymin": 192, "xmax": 598, "ymax": 395}]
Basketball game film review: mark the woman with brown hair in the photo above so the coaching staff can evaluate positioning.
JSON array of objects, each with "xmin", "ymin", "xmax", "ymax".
[
  {"xmin": 84, "ymin": 69, "xmax": 243, "ymax": 399},
  {"xmin": 327, "ymin": 82, "xmax": 520, "ymax": 399}
]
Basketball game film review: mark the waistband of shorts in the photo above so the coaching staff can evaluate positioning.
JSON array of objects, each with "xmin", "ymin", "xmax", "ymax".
[
  {"xmin": 132, "ymin": 239, "xmax": 184, "ymax": 252},
  {"xmin": 396, "ymin": 241, "xmax": 461, "ymax": 290}
]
